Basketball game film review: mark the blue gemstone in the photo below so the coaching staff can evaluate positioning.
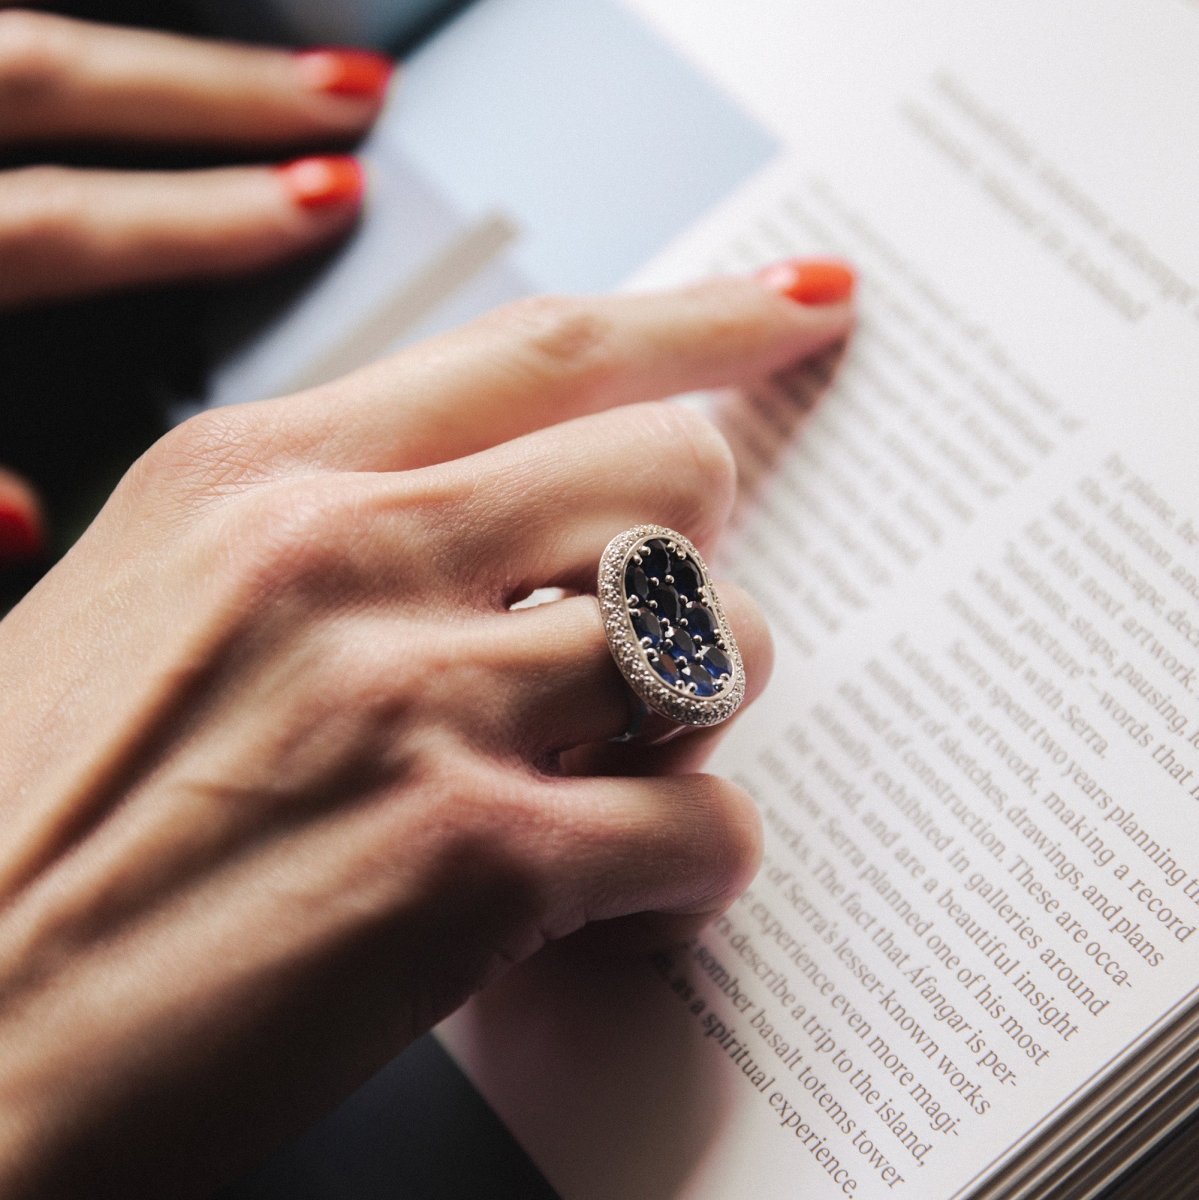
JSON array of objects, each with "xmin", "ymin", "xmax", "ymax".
[
  {"xmin": 682, "ymin": 662, "xmax": 718, "ymax": 697},
  {"xmin": 699, "ymin": 645, "xmax": 731, "ymax": 680},
  {"xmin": 652, "ymin": 651, "xmax": 682, "ymax": 685},
  {"xmin": 671, "ymin": 626, "xmax": 698, "ymax": 660},
  {"xmin": 684, "ymin": 605, "xmax": 716, "ymax": 644},
  {"xmin": 640, "ymin": 539, "xmax": 672, "ymax": 583},
  {"xmin": 625, "ymin": 563, "xmax": 651, "ymax": 603},
  {"xmin": 672, "ymin": 557, "xmax": 703, "ymax": 601},
  {"xmin": 632, "ymin": 607, "xmax": 663, "ymax": 646},
  {"xmin": 651, "ymin": 585, "xmax": 682, "ymax": 625}
]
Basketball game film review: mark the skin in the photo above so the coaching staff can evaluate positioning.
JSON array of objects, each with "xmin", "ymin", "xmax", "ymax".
[
  {"xmin": 0, "ymin": 7, "xmax": 389, "ymax": 539},
  {"xmin": 0, "ymin": 11, "xmax": 856, "ymax": 1197},
  {"xmin": 0, "ymin": 8, "xmax": 385, "ymax": 306}
]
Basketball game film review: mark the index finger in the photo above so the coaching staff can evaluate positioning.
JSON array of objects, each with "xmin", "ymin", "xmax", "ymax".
[
  {"xmin": 0, "ymin": 10, "xmax": 393, "ymax": 146},
  {"xmin": 252, "ymin": 262, "xmax": 856, "ymax": 474}
]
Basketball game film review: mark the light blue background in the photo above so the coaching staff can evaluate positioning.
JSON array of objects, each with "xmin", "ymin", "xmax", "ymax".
[
  {"xmin": 389, "ymin": 0, "xmax": 777, "ymax": 294},
  {"xmin": 209, "ymin": 0, "xmax": 777, "ymax": 410}
]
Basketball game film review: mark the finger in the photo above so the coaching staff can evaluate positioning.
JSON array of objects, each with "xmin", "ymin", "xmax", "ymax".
[
  {"xmin": 553, "ymin": 909, "xmax": 717, "ymax": 962},
  {"xmin": 567, "ymin": 704, "xmax": 755, "ymax": 780},
  {"xmin": 539, "ymin": 771, "xmax": 763, "ymax": 926},
  {"xmin": 251, "ymin": 264, "xmax": 855, "ymax": 472},
  {"xmin": 0, "ymin": 468, "xmax": 45, "ymax": 563},
  {"xmin": 0, "ymin": 10, "xmax": 392, "ymax": 146},
  {"xmin": 501, "ymin": 583, "xmax": 772, "ymax": 755},
  {"xmin": 422, "ymin": 401, "xmax": 738, "ymax": 602},
  {"xmin": 0, "ymin": 159, "xmax": 363, "ymax": 308}
]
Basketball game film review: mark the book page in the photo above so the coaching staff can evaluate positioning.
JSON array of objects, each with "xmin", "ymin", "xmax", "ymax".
[{"xmin": 438, "ymin": 1, "xmax": 1199, "ymax": 1197}]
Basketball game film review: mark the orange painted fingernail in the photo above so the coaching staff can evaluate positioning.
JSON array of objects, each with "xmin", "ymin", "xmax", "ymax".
[
  {"xmin": 757, "ymin": 259, "xmax": 856, "ymax": 305},
  {"xmin": 0, "ymin": 500, "xmax": 43, "ymax": 564},
  {"xmin": 277, "ymin": 156, "xmax": 365, "ymax": 209},
  {"xmin": 295, "ymin": 48, "xmax": 394, "ymax": 98}
]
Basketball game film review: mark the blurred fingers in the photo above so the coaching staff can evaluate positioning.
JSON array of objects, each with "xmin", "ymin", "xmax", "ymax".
[
  {"xmin": 0, "ymin": 158, "xmax": 364, "ymax": 307},
  {"xmin": 0, "ymin": 9, "xmax": 392, "ymax": 146}
]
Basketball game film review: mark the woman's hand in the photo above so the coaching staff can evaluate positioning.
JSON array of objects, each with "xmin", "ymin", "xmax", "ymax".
[
  {"xmin": 0, "ymin": 8, "xmax": 393, "ymax": 568},
  {"xmin": 0, "ymin": 268, "xmax": 853, "ymax": 1197},
  {"xmin": 0, "ymin": 8, "xmax": 392, "ymax": 309}
]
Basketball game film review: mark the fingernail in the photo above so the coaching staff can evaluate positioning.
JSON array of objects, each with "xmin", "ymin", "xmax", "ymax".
[
  {"xmin": 757, "ymin": 259, "xmax": 856, "ymax": 305},
  {"xmin": 0, "ymin": 500, "xmax": 43, "ymax": 565},
  {"xmin": 295, "ymin": 48, "xmax": 394, "ymax": 99},
  {"xmin": 277, "ymin": 156, "xmax": 365, "ymax": 210}
]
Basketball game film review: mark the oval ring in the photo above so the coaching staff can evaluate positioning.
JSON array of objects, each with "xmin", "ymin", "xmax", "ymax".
[{"xmin": 598, "ymin": 524, "xmax": 745, "ymax": 734}]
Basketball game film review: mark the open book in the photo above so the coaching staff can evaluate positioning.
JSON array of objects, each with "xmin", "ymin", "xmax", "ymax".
[{"xmin": 210, "ymin": 1, "xmax": 1199, "ymax": 1196}]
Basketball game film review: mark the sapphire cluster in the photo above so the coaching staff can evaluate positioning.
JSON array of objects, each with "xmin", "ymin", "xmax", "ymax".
[{"xmin": 624, "ymin": 537, "xmax": 732, "ymax": 697}]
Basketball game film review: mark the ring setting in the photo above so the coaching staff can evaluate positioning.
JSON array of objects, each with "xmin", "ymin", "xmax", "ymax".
[{"xmin": 599, "ymin": 524, "xmax": 745, "ymax": 731}]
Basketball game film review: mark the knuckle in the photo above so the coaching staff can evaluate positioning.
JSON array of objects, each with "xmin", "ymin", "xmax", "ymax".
[
  {"xmin": 130, "ymin": 409, "xmax": 275, "ymax": 498},
  {"xmin": 690, "ymin": 776, "xmax": 764, "ymax": 909},
  {"xmin": 220, "ymin": 479, "xmax": 355, "ymax": 596},
  {"xmin": 497, "ymin": 294, "xmax": 618, "ymax": 393},
  {"xmin": 432, "ymin": 749, "xmax": 547, "ymax": 844},
  {"xmin": 0, "ymin": 11, "xmax": 72, "ymax": 103},
  {"xmin": 295, "ymin": 626, "xmax": 427, "ymax": 738},
  {"xmin": 406, "ymin": 749, "xmax": 552, "ymax": 879},
  {"xmin": 647, "ymin": 402, "xmax": 737, "ymax": 515},
  {"xmin": 125, "ymin": 471, "xmax": 359, "ymax": 617}
]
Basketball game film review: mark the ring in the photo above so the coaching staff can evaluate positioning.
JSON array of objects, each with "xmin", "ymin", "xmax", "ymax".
[{"xmin": 598, "ymin": 524, "xmax": 745, "ymax": 739}]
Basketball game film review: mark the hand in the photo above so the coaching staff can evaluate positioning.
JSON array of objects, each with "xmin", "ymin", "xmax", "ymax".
[
  {"xmin": 0, "ymin": 8, "xmax": 392, "ymax": 308},
  {"xmin": 0, "ymin": 9, "xmax": 393, "ymax": 567},
  {"xmin": 0, "ymin": 268, "xmax": 853, "ymax": 1197}
]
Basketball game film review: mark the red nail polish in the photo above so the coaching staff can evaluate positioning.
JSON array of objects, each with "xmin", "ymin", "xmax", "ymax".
[
  {"xmin": 0, "ymin": 500, "xmax": 43, "ymax": 564},
  {"xmin": 295, "ymin": 48, "xmax": 394, "ymax": 99},
  {"xmin": 277, "ymin": 156, "xmax": 365, "ymax": 210},
  {"xmin": 757, "ymin": 259, "xmax": 856, "ymax": 306}
]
